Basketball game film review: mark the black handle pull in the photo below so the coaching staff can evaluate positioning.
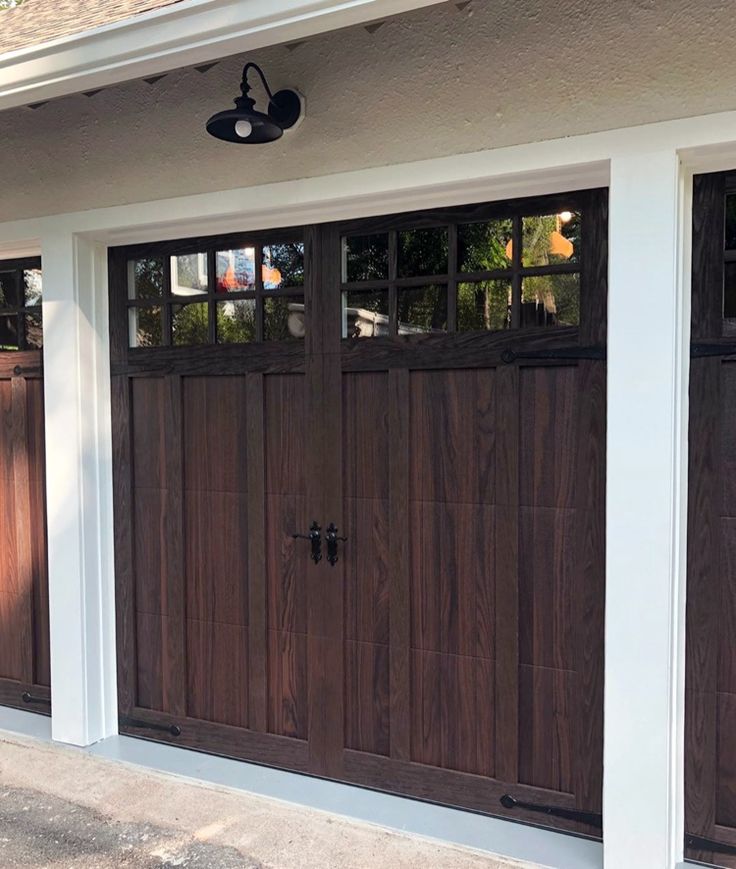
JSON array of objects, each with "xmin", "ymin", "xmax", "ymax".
[
  {"xmin": 292, "ymin": 521, "xmax": 322, "ymax": 564},
  {"xmin": 325, "ymin": 523, "xmax": 348, "ymax": 567}
]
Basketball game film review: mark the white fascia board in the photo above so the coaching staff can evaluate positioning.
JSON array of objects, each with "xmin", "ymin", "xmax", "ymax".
[{"xmin": 0, "ymin": 0, "xmax": 447, "ymax": 111}]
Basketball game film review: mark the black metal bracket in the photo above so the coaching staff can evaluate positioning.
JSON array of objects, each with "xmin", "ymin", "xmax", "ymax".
[
  {"xmin": 13, "ymin": 365, "xmax": 42, "ymax": 377},
  {"xmin": 21, "ymin": 692, "xmax": 50, "ymax": 707},
  {"xmin": 500, "ymin": 794, "xmax": 602, "ymax": 828},
  {"xmin": 120, "ymin": 716, "xmax": 181, "ymax": 737},
  {"xmin": 292, "ymin": 521, "xmax": 322, "ymax": 564},
  {"xmin": 325, "ymin": 523, "xmax": 348, "ymax": 567},
  {"xmin": 500, "ymin": 346, "xmax": 606, "ymax": 365},
  {"xmin": 686, "ymin": 833, "xmax": 736, "ymax": 856},
  {"xmin": 691, "ymin": 342, "xmax": 736, "ymax": 358}
]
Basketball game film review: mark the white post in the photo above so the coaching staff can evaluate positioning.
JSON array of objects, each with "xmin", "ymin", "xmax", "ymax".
[
  {"xmin": 41, "ymin": 229, "xmax": 117, "ymax": 746},
  {"xmin": 604, "ymin": 151, "xmax": 689, "ymax": 869}
]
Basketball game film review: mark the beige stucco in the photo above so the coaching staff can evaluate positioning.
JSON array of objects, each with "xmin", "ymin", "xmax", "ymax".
[{"xmin": 1, "ymin": 0, "xmax": 734, "ymax": 222}]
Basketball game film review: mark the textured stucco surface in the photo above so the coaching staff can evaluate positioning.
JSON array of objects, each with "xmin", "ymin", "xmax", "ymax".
[{"xmin": 0, "ymin": 0, "xmax": 735, "ymax": 222}]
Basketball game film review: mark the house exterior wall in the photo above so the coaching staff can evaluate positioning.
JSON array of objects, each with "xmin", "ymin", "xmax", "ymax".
[{"xmin": 0, "ymin": 0, "xmax": 735, "ymax": 222}]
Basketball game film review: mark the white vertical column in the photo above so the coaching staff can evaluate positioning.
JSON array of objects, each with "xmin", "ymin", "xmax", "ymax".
[
  {"xmin": 604, "ymin": 151, "xmax": 689, "ymax": 869},
  {"xmin": 41, "ymin": 229, "xmax": 117, "ymax": 746}
]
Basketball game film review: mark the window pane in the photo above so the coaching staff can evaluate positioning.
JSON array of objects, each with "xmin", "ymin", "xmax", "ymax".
[
  {"xmin": 521, "ymin": 273, "xmax": 580, "ymax": 327},
  {"xmin": 0, "ymin": 315, "xmax": 19, "ymax": 350},
  {"xmin": 216, "ymin": 299, "xmax": 257, "ymax": 344},
  {"xmin": 171, "ymin": 253, "xmax": 208, "ymax": 298},
  {"xmin": 343, "ymin": 234, "xmax": 389, "ymax": 282},
  {"xmin": 128, "ymin": 258, "xmax": 164, "ymax": 301},
  {"xmin": 216, "ymin": 248, "xmax": 255, "ymax": 293},
  {"xmin": 24, "ymin": 312, "xmax": 42, "ymax": 349},
  {"xmin": 727, "ymin": 195, "xmax": 736, "ymax": 250},
  {"xmin": 725, "ymin": 262, "xmax": 736, "ymax": 319},
  {"xmin": 397, "ymin": 285, "xmax": 447, "ymax": 333},
  {"xmin": 263, "ymin": 243, "xmax": 304, "ymax": 289},
  {"xmin": 128, "ymin": 306, "xmax": 163, "ymax": 347},
  {"xmin": 342, "ymin": 289, "xmax": 389, "ymax": 338},
  {"xmin": 0, "ymin": 271, "xmax": 19, "ymax": 308},
  {"xmin": 458, "ymin": 281, "xmax": 511, "ymax": 331},
  {"xmin": 23, "ymin": 269, "xmax": 42, "ymax": 306},
  {"xmin": 398, "ymin": 228, "xmax": 449, "ymax": 278},
  {"xmin": 264, "ymin": 296, "xmax": 305, "ymax": 340},
  {"xmin": 172, "ymin": 302, "xmax": 209, "ymax": 345},
  {"xmin": 522, "ymin": 211, "xmax": 581, "ymax": 267},
  {"xmin": 458, "ymin": 220, "xmax": 513, "ymax": 272}
]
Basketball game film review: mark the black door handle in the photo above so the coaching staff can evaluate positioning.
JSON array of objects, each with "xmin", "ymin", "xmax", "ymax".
[
  {"xmin": 325, "ymin": 523, "xmax": 347, "ymax": 567},
  {"xmin": 292, "ymin": 521, "xmax": 322, "ymax": 564}
]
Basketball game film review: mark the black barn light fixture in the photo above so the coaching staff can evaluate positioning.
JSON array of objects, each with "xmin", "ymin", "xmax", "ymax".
[{"xmin": 206, "ymin": 62, "xmax": 303, "ymax": 144}]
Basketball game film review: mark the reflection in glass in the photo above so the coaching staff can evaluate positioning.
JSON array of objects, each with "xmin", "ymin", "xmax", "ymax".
[
  {"xmin": 725, "ymin": 262, "xmax": 736, "ymax": 319},
  {"xmin": 0, "ymin": 315, "xmax": 19, "ymax": 350},
  {"xmin": 23, "ymin": 270, "xmax": 42, "ymax": 306},
  {"xmin": 264, "ymin": 296, "xmax": 305, "ymax": 340},
  {"xmin": 217, "ymin": 299, "xmax": 257, "ymax": 343},
  {"xmin": 343, "ymin": 234, "xmax": 389, "ymax": 282},
  {"xmin": 521, "ymin": 273, "xmax": 580, "ymax": 327},
  {"xmin": 342, "ymin": 290, "xmax": 389, "ymax": 338},
  {"xmin": 397, "ymin": 285, "xmax": 447, "ymax": 333},
  {"xmin": 0, "ymin": 271, "xmax": 19, "ymax": 308},
  {"xmin": 398, "ymin": 228, "xmax": 449, "ymax": 278},
  {"xmin": 263, "ymin": 243, "xmax": 304, "ymax": 289},
  {"xmin": 171, "ymin": 253, "xmax": 208, "ymax": 298},
  {"xmin": 24, "ymin": 312, "xmax": 43, "ymax": 349},
  {"xmin": 458, "ymin": 220, "xmax": 513, "ymax": 272},
  {"xmin": 458, "ymin": 281, "xmax": 511, "ymax": 331},
  {"xmin": 128, "ymin": 258, "xmax": 164, "ymax": 301},
  {"xmin": 172, "ymin": 302, "xmax": 209, "ymax": 345},
  {"xmin": 521, "ymin": 212, "xmax": 581, "ymax": 267},
  {"xmin": 128, "ymin": 306, "xmax": 163, "ymax": 347},
  {"xmin": 216, "ymin": 248, "xmax": 255, "ymax": 293}
]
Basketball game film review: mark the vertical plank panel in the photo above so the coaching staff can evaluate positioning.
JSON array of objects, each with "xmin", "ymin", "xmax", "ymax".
[
  {"xmin": 389, "ymin": 367, "xmax": 410, "ymax": 760},
  {"xmin": 246, "ymin": 372, "xmax": 267, "ymax": 732},
  {"xmin": 494, "ymin": 362, "xmax": 519, "ymax": 785},
  {"xmin": 11, "ymin": 376, "xmax": 33, "ymax": 685}
]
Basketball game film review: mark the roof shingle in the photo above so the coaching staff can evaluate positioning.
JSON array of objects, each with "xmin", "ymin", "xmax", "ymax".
[{"xmin": 0, "ymin": 0, "xmax": 186, "ymax": 55}]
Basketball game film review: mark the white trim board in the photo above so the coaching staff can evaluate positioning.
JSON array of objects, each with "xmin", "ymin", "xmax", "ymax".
[
  {"xmin": 0, "ymin": 707, "xmax": 602, "ymax": 869},
  {"xmin": 0, "ymin": 0, "xmax": 446, "ymax": 111}
]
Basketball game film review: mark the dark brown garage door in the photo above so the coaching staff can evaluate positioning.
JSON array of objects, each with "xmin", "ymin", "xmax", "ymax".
[
  {"xmin": 110, "ymin": 190, "xmax": 607, "ymax": 836},
  {"xmin": 686, "ymin": 172, "xmax": 736, "ymax": 866},
  {"xmin": 0, "ymin": 258, "xmax": 50, "ymax": 713}
]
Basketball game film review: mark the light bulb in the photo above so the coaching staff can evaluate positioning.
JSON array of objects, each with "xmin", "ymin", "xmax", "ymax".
[
  {"xmin": 235, "ymin": 120, "xmax": 253, "ymax": 139},
  {"xmin": 559, "ymin": 210, "xmax": 573, "ymax": 223}
]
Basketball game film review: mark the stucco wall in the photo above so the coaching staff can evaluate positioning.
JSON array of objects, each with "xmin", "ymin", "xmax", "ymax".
[{"xmin": 1, "ymin": 0, "xmax": 735, "ymax": 222}]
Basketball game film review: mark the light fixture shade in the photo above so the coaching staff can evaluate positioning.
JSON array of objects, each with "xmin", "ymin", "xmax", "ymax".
[{"xmin": 206, "ymin": 62, "xmax": 303, "ymax": 145}]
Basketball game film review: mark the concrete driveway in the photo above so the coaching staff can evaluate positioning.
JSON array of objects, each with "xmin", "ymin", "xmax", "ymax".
[{"xmin": 0, "ymin": 733, "xmax": 536, "ymax": 868}]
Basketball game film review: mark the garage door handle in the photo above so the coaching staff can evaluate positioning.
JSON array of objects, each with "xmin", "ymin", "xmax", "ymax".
[
  {"xmin": 326, "ymin": 523, "xmax": 347, "ymax": 567},
  {"xmin": 292, "ymin": 521, "xmax": 322, "ymax": 564}
]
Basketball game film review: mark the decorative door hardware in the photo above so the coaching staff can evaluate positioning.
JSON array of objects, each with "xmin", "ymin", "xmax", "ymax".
[
  {"xmin": 120, "ymin": 716, "xmax": 181, "ymax": 737},
  {"xmin": 500, "ymin": 794, "xmax": 602, "ymax": 828},
  {"xmin": 292, "ymin": 521, "xmax": 323, "ymax": 564},
  {"xmin": 685, "ymin": 834, "xmax": 736, "ymax": 857},
  {"xmin": 690, "ymin": 342, "xmax": 736, "ymax": 358},
  {"xmin": 21, "ymin": 691, "xmax": 50, "ymax": 707},
  {"xmin": 500, "ymin": 345, "xmax": 606, "ymax": 365},
  {"xmin": 325, "ymin": 523, "xmax": 348, "ymax": 567}
]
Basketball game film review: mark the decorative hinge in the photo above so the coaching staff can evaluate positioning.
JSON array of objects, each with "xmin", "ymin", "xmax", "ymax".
[
  {"xmin": 686, "ymin": 833, "xmax": 736, "ymax": 856},
  {"xmin": 690, "ymin": 342, "xmax": 736, "ymax": 358},
  {"xmin": 500, "ymin": 346, "xmax": 606, "ymax": 364},
  {"xmin": 120, "ymin": 716, "xmax": 181, "ymax": 737},
  {"xmin": 21, "ymin": 692, "xmax": 50, "ymax": 707},
  {"xmin": 500, "ymin": 794, "xmax": 602, "ymax": 828}
]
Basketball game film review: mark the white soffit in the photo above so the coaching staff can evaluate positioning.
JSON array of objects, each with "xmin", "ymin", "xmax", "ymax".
[{"xmin": 0, "ymin": 0, "xmax": 447, "ymax": 111}]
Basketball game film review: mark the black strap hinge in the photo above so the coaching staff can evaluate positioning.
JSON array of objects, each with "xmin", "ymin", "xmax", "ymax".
[
  {"xmin": 501, "ymin": 346, "xmax": 606, "ymax": 364},
  {"xmin": 21, "ymin": 691, "xmax": 50, "ymax": 707},
  {"xmin": 120, "ymin": 716, "xmax": 181, "ymax": 737},
  {"xmin": 691, "ymin": 342, "xmax": 736, "ymax": 359},
  {"xmin": 686, "ymin": 833, "xmax": 736, "ymax": 856},
  {"xmin": 500, "ymin": 794, "xmax": 602, "ymax": 828}
]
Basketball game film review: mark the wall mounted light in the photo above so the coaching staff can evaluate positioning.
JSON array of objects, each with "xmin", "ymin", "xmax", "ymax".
[{"xmin": 206, "ymin": 62, "xmax": 303, "ymax": 144}]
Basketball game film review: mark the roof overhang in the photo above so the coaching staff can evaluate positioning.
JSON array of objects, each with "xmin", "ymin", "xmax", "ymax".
[{"xmin": 0, "ymin": 0, "xmax": 447, "ymax": 112}]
